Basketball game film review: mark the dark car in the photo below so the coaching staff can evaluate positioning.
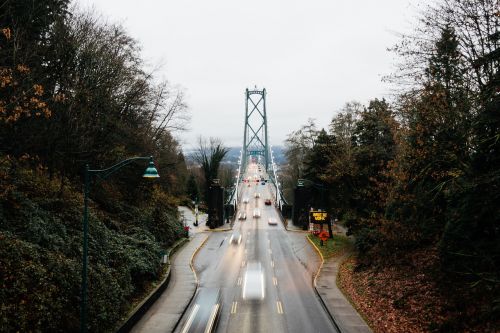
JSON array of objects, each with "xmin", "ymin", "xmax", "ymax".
[{"xmin": 181, "ymin": 288, "xmax": 222, "ymax": 333}]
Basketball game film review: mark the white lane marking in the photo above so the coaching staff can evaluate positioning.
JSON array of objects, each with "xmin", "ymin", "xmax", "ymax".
[{"xmin": 276, "ymin": 301, "xmax": 284, "ymax": 314}]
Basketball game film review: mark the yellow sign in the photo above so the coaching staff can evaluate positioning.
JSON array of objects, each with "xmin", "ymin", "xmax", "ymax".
[{"xmin": 309, "ymin": 211, "xmax": 330, "ymax": 224}]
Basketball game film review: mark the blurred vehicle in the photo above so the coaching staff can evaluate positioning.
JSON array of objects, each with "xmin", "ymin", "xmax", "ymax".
[
  {"xmin": 261, "ymin": 182, "xmax": 266, "ymax": 185},
  {"xmin": 229, "ymin": 231, "xmax": 242, "ymax": 245},
  {"xmin": 247, "ymin": 184, "xmax": 251, "ymax": 187},
  {"xmin": 253, "ymin": 208, "xmax": 260, "ymax": 218},
  {"xmin": 264, "ymin": 199, "xmax": 272, "ymax": 205},
  {"xmin": 181, "ymin": 288, "xmax": 222, "ymax": 333},
  {"xmin": 254, "ymin": 192, "xmax": 260, "ymax": 198},
  {"xmin": 242, "ymin": 197, "xmax": 249, "ymax": 204},
  {"xmin": 268, "ymin": 218, "xmax": 278, "ymax": 225},
  {"xmin": 238, "ymin": 212, "xmax": 247, "ymax": 220},
  {"xmin": 242, "ymin": 261, "xmax": 265, "ymax": 301}
]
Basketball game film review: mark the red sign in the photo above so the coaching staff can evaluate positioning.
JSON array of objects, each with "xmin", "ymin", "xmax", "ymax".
[{"xmin": 318, "ymin": 230, "xmax": 329, "ymax": 241}]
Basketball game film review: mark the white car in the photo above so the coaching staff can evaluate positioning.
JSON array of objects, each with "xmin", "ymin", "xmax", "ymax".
[
  {"xmin": 253, "ymin": 208, "xmax": 260, "ymax": 218},
  {"xmin": 268, "ymin": 218, "xmax": 278, "ymax": 226},
  {"xmin": 229, "ymin": 231, "xmax": 242, "ymax": 245},
  {"xmin": 254, "ymin": 192, "xmax": 260, "ymax": 198},
  {"xmin": 181, "ymin": 288, "xmax": 221, "ymax": 333},
  {"xmin": 242, "ymin": 197, "xmax": 249, "ymax": 204},
  {"xmin": 238, "ymin": 212, "xmax": 247, "ymax": 220},
  {"xmin": 242, "ymin": 262, "xmax": 265, "ymax": 301}
]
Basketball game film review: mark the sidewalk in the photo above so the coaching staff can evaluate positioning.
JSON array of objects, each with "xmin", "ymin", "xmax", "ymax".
[
  {"xmin": 317, "ymin": 259, "xmax": 372, "ymax": 332},
  {"xmin": 130, "ymin": 233, "xmax": 208, "ymax": 333},
  {"xmin": 313, "ymin": 225, "xmax": 372, "ymax": 333},
  {"xmin": 178, "ymin": 206, "xmax": 232, "ymax": 234},
  {"xmin": 284, "ymin": 218, "xmax": 307, "ymax": 232}
]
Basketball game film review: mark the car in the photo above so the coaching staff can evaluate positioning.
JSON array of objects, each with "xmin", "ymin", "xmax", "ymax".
[
  {"xmin": 238, "ymin": 212, "xmax": 247, "ymax": 220},
  {"xmin": 268, "ymin": 218, "xmax": 278, "ymax": 225},
  {"xmin": 261, "ymin": 182, "xmax": 266, "ymax": 185},
  {"xmin": 229, "ymin": 231, "xmax": 242, "ymax": 245},
  {"xmin": 181, "ymin": 288, "xmax": 222, "ymax": 333},
  {"xmin": 254, "ymin": 192, "xmax": 260, "ymax": 198},
  {"xmin": 264, "ymin": 199, "xmax": 272, "ymax": 205},
  {"xmin": 253, "ymin": 208, "xmax": 260, "ymax": 218},
  {"xmin": 242, "ymin": 262, "xmax": 265, "ymax": 301},
  {"xmin": 247, "ymin": 183, "xmax": 251, "ymax": 187},
  {"xmin": 242, "ymin": 197, "xmax": 249, "ymax": 204}
]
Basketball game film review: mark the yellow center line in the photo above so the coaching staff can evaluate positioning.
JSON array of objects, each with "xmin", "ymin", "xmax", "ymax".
[
  {"xmin": 276, "ymin": 301, "xmax": 283, "ymax": 314},
  {"xmin": 231, "ymin": 301, "xmax": 238, "ymax": 314}
]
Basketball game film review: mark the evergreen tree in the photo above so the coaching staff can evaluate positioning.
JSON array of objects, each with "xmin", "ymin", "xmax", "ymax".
[{"xmin": 186, "ymin": 173, "xmax": 199, "ymax": 202}]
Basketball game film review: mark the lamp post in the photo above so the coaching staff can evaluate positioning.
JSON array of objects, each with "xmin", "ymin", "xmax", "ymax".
[
  {"xmin": 297, "ymin": 179, "xmax": 332, "ymax": 237},
  {"xmin": 80, "ymin": 156, "xmax": 159, "ymax": 333}
]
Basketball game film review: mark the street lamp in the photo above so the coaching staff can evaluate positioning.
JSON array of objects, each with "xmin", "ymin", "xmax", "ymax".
[
  {"xmin": 297, "ymin": 178, "xmax": 332, "ymax": 237},
  {"xmin": 80, "ymin": 156, "xmax": 159, "ymax": 332}
]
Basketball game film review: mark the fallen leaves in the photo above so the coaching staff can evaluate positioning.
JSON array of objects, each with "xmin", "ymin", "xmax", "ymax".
[{"xmin": 337, "ymin": 246, "xmax": 499, "ymax": 333}]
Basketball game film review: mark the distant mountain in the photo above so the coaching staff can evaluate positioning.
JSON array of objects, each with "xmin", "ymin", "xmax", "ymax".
[{"xmin": 184, "ymin": 146, "xmax": 287, "ymax": 165}]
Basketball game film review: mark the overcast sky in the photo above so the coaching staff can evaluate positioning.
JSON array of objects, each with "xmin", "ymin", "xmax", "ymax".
[{"xmin": 76, "ymin": 0, "xmax": 427, "ymax": 149}]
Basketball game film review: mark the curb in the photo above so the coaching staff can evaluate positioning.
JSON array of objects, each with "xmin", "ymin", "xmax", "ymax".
[
  {"xmin": 306, "ymin": 235, "xmax": 343, "ymax": 333},
  {"xmin": 171, "ymin": 234, "xmax": 210, "ymax": 333},
  {"xmin": 207, "ymin": 227, "xmax": 232, "ymax": 232},
  {"xmin": 116, "ymin": 237, "xmax": 189, "ymax": 333}
]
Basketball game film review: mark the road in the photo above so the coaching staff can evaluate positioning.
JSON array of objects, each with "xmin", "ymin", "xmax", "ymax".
[{"xmin": 176, "ymin": 163, "xmax": 338, "ymax": 333}]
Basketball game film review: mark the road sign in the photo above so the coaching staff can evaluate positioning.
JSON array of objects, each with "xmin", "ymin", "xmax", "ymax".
[
  {"xmin": 318, "ymin": 230, "xmax": 329, "ymax": 242},
  {"xmin": 309, "ymin": 211, "xmax": 330, "ymax": 224}
]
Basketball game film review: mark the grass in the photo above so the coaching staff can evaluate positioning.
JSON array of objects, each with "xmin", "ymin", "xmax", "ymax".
[{"xmin": 307, "ymin": 233, "xmax": 353, "ymax": 259}]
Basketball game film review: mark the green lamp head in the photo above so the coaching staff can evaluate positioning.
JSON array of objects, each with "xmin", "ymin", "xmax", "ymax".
[{"xmin": 143, "ymin": 157, "xmax": 160, "ymax": 178}]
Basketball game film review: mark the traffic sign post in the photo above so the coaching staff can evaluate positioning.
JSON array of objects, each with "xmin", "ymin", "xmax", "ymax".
[{"xmin": 318, "ymin": 230, "xmax": 329, "ymax": 246}]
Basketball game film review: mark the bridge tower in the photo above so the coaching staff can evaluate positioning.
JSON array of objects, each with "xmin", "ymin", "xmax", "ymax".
[{"xmin": 242, "ymin": 87, "xmax": 270, "ymax": 173}]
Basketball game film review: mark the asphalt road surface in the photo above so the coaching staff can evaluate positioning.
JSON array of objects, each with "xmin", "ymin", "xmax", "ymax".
[{"xmin": 176, "ymin": 164, "xmax": 338, "ymax": 333}]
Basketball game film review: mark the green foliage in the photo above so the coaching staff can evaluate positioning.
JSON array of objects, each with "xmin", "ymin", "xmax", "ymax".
[
  {"xmin": 0, "ymin": 158, "xmax": 184, "ymax": 332},
  {"xmin": 307, "ymin": 234, "xmax": 353, "ymax": 259},
  {"xmin": 186, "ymin": 173, "xmax": 200, "ymax": 202},
  {"xmin": 284, "ymin": 3, "xmax": 499, "ymax": 325}
]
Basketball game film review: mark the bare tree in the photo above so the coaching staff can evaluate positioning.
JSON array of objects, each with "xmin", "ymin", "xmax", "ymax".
[
  {"xmin": 387, "ymin": 0, "xmax": 499, "ymax": 93},
  {"xmin": 193, "ymin": 137, "xmax": 229, "ymax": 203}
]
